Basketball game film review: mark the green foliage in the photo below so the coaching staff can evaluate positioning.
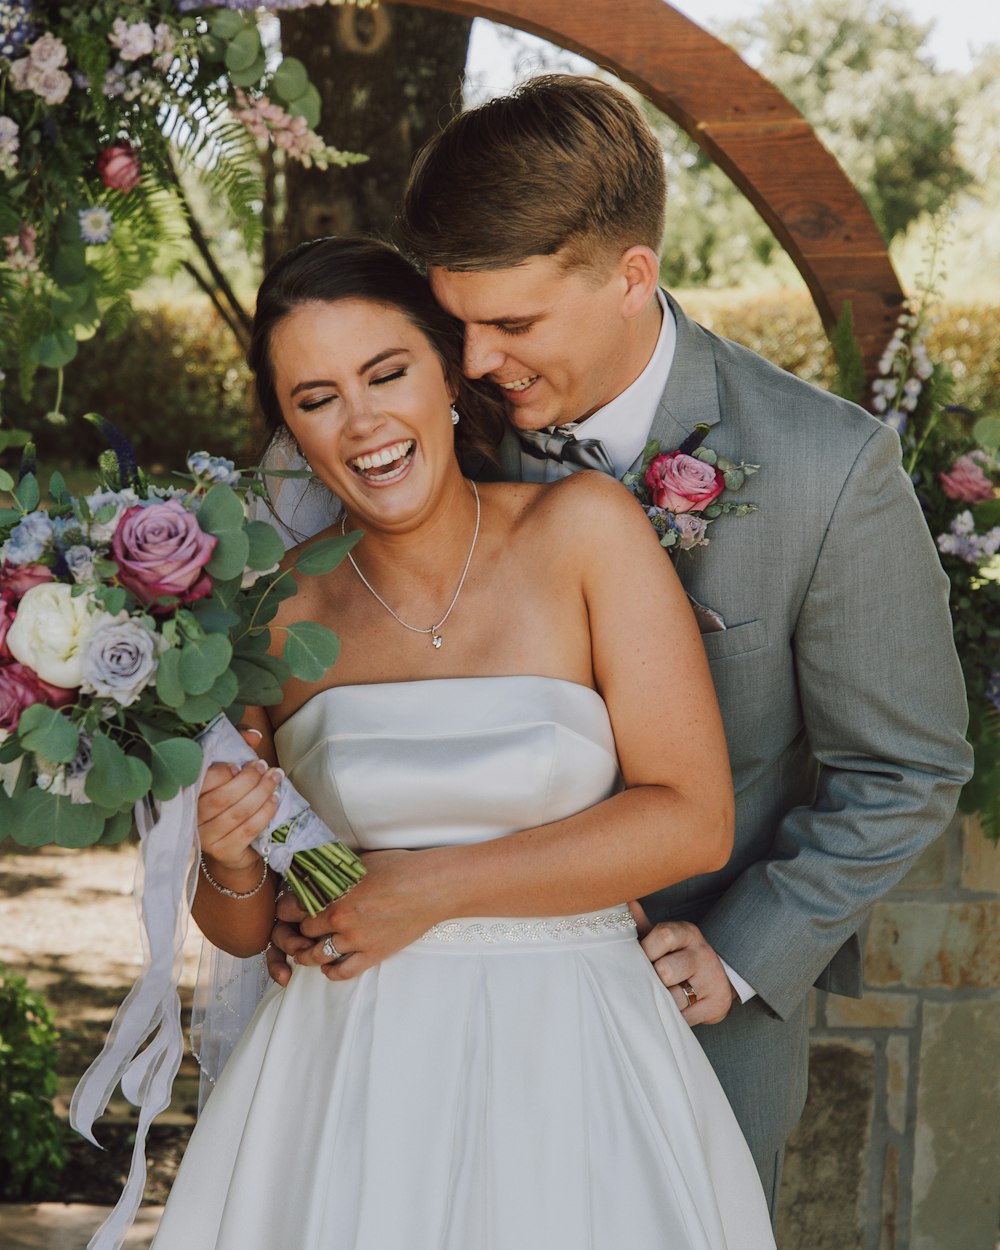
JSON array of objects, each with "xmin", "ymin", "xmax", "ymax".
[
  {"xmin": 0, "ymin": 302, "xmax": 257, "ymax": 470},
  {"xmin": 0, "ymin": 967, "xmax": 67, "ymax": 1201},
  {"xmin": 829, "ymin": 301, "xmax": 866, "ymax": 404}
]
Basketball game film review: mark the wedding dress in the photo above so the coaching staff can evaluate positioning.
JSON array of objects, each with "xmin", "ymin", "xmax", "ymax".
[{"xmin": 152, "ymin": 675, "xmax": 775, "ymax": 1250}]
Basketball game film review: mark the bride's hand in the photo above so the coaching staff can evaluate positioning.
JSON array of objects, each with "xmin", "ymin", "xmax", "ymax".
[
  {"xmin": 197, "ymin": 734, "xmax": 283, "ymax": 873},
  {"xmin": 295, "ymin": 848, "xmax": 448, "ymax": 979}
]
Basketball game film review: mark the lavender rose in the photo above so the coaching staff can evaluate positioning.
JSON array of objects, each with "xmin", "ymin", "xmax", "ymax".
[
  {"xmin": 111, "ymin": 500, "xmax": 216, "ymax": 607},
  {"xmin": 80, "ymin": 616, "xmax": 163, "ymax": 705},
  {"xmin": 645, "ymin": 452, "xmax": 725, "ymax": 514},
  {"xmin": 673, "ymin": 514, "xmax": 710, "ymax": 550}
]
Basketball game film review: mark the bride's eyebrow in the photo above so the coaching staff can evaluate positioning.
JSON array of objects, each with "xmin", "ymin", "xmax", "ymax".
[{"xmin": 289, "ymin": 349, "xmax": 410, "ymax": 398}]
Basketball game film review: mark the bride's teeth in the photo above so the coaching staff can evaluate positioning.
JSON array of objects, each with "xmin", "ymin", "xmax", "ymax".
[{"xmin": 351, "ymin": 440, "xmax": 413, "ymax": 474}]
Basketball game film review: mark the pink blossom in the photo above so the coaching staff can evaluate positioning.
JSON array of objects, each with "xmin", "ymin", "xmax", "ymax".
[
  {"xmin": 0, "ymin": 660, "xmax": 74, "ymax": 734},
  {"xmin": 939, "ymin": 455, "xmax": 995, "ymax": 505},
  {"xmin": 0, "ymin": 592, "xmax": 15, "ymax": 658},
  {"xmin": 111, "ymin": 500, "xmax": 217, "ymax": 608},
  {"xmin": 97, "ymin": 143, "xmax": 141, "ymax": 193},
  {"xmin": 645, "ymin": 452, "xmax": 725, "ymax": 514},
  {"xmin": 0, "ymin": 561, "xmax": 54, "ymax": 599}
]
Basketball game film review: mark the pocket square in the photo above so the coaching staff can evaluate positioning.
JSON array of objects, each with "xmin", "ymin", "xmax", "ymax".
[{"xmin": 686, "ymin": 593, "xmax": 727, "ymax": 634}]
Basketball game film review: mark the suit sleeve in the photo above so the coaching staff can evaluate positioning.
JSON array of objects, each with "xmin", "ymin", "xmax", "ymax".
[{"xmin": 699, "ymin": 422, "xmax": 974, "ymax": 1020}]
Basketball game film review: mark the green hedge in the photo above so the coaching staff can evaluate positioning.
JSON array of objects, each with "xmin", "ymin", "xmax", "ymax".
[
  {"xmin": 3, "ymin": 295, "xmax": 997, "ymax": 475},
  {"xmin": 682, "ymin": 291, "xmax": 1000, "ymax": 417},
  {"xmin": 3, "ymin": 302, "xmax": 258, "ymax": 472}
]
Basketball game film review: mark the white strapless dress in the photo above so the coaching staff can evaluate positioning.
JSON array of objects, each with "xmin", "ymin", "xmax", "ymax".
[{"xmin": 152, "ymin": 677, "xmax": 775, "ymax": 1250}]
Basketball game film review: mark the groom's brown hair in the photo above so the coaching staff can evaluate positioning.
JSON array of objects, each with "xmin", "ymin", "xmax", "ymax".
[{"xmin": 397, "ymin": 74, "xmax": 666, "ymax": 273}]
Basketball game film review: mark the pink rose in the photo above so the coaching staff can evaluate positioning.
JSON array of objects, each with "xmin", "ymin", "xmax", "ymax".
[
  {"xmin": 939, "ymin": 455, "xmax": 995, "ymax": 505},
  {"xmin": 645, "ymin": 452, "xmax": 725, "ymax": 514},
  {"xmin": 0, "ymin": 592, "xmax": 14, "ymax": 658},
  {"xmin": 97, "ymin": 143, "xmax": 141, "ymax": 193},
  {"xmin": 111, "ymin": 500, "xmax": 217, "ymax": 607},
  {"xmin": 0, "ymin": 660, "xmax": 74, "ymax": 734},
  {"xmin": 0, "ymin": 561, "xmax": 54, "ymax": 599}
]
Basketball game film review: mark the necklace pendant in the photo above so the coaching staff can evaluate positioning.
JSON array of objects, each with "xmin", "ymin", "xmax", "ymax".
[{"xmin": 431, "ymin": 631, "xmax": 443, "ymax": 649}]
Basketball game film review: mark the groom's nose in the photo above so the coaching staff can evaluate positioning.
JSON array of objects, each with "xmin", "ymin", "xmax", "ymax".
[{"xmin": 462, "ymin": 325, "xmax": 505, "ymax": 380}]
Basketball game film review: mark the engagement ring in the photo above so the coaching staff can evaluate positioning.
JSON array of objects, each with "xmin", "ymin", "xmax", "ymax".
[{"xmin": 321, "ymin": 936, "xmax": 342, "ymax": 960}]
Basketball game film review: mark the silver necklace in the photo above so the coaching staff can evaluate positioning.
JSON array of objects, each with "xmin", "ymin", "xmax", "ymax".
[{"xmin": 341, "ymin": 481, "xmax": 480, "ymax": 650}]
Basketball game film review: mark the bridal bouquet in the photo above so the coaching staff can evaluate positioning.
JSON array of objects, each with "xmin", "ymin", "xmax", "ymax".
[
  {"xmin": 0, "ymin": 420, "xmax": 364, "ymax": 898},
  {"xmin": 0, "ymin": 420, "xmax": 365, "ymax": 1250}
]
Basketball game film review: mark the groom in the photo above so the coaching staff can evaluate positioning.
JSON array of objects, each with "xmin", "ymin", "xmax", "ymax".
[{"xmin": 272, "ymin": 75, "xmax": 972, "ymax": 1209}]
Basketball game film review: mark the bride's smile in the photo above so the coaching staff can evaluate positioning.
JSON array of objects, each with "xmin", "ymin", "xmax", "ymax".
[{"xmin": 269, "ymin": 298, "xmax": 463, "ymax": 534}]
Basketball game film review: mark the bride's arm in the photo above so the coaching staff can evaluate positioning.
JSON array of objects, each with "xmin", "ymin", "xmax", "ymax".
[
  {"xmin": 192, "ymin": 707, "xmax": 283, "ymax": 957},
  {"xmin": 300, "ymin": 473, "xmax": 734, "ymax": 974}
]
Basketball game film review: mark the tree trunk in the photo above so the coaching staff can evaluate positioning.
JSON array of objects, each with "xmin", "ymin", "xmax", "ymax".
[{"xmin": 265, "ymin": 3, "xmax": 472, "ymax": 268}]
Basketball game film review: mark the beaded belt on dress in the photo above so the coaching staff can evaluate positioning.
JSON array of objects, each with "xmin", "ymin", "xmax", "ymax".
[{"xmin": 417, "ymin": 906, "xmax": 636, "ymax": 946}]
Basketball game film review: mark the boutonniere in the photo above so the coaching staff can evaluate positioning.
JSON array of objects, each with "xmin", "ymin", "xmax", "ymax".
[{"xmin": 623, "ymin": 424, "xmax": 760, "ymax": 551}]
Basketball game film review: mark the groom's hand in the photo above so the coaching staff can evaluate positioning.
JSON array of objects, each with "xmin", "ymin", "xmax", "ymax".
[
  {"xmin": 265, "ymin": 891, "xmax": 314, "ymax": 986},
  {"xmin": 640, "ymin": 921, "xmax": 738, "ymax": 1026}
]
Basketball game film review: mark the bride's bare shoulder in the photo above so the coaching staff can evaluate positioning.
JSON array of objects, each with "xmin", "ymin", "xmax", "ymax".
[{"xmin": 511, "ymin": 471, "xmax": 646, "ymax": 540}]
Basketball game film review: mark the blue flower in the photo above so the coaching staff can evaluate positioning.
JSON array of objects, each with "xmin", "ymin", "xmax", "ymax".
[
  {"xmin": 78, "ymin": 206, "xmax": 114, "ymax": 245},
  {"xmin": 187, "ymin": 451, "xmax": 240, "ymax": 487},
  {"xmin": 3, "ymin": 511, "xmax": 53, "ymax": 564}
]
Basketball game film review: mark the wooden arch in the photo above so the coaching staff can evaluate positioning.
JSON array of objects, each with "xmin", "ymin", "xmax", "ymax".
[{"xmin": 391, "ymin": 0, "xmax": 905, "ymax": 379}]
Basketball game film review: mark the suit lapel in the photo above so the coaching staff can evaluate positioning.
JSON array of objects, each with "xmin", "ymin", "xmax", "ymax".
[{"xmin": 648, "ymin": 294, "xmax": 722, "ymax": 453}]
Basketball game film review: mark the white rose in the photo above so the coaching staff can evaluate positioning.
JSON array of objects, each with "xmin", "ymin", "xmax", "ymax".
[
  {"xmin": 5, "ymin": 583, "xmax": 101, "ymax": 688},
  {"xmin": 28, "ymin": 33, "xmax": 68, "ymax": 71}
]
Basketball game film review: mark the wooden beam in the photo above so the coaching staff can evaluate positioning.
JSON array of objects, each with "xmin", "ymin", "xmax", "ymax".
[{"xmin": 387, "ymin": 0, "xmax": 904, "ymax": 383}]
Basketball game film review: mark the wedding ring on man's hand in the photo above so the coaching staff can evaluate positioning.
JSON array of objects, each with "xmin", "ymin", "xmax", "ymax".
[
  {"xmin": 679, "ymin": 979, "xmax": 698, "ymax": 1009},
  {"xmin": 321, "ymin": 937, "xmax": 342, "ymax": 961}
]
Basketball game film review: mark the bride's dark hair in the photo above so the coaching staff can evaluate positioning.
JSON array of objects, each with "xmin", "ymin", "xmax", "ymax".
[{"xmin": 248, "ymin": 235, "xmax": 506, "ymax": 470}]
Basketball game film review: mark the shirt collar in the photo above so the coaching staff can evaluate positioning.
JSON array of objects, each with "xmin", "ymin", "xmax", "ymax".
[{"xmin": 566, "ymin": 288, "xmax": 676, "ymax": 478}]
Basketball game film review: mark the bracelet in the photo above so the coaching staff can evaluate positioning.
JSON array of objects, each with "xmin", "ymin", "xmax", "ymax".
[{"xmin": 199, "ymin": 853, "xmax": 270, "ymax": 900}]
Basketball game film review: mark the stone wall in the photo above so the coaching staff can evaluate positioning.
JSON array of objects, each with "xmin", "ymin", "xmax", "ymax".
[{"xmin": 777, "ymin": 814, "xmax": 1000, "ymax": 1250}]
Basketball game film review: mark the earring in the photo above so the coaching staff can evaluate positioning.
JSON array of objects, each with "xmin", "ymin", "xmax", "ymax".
[{"xmin": 450, "ymin": 405, "xmax": 460, "ymax": 426}]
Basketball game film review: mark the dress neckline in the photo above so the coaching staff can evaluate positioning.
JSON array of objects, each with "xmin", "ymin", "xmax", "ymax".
[{"xmin": 274, "ymin": 674, "xmax": 605, "ymax": 738}]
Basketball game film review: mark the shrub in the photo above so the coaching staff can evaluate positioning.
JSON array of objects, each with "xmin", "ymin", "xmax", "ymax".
[
  {"xmin": 681, "ymin": 291, "xmax": 1000, "ymax": 418},
  {"xmin": 0, "ymin": 965, "xmax": 67, "ymax": 1200},
  {"xmin": 2, "ymin": 301, "xmax": 260, "ymax": 470}
]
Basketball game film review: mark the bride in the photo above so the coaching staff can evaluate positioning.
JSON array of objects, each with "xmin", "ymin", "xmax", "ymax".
[{"xmin": 151, "ymin": 236, "xmax": 776, "ymax": 1249}]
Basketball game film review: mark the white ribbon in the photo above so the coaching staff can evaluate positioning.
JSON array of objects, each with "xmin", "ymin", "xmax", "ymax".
[{"xmin": 69, "ymin": 715, "xmax": 346, "ymax": 1250}]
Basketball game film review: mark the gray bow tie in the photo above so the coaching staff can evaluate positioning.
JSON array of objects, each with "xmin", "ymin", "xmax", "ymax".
[{"xmin": 517, "ymin": 426, "xmax": 616, "ymax": 476}]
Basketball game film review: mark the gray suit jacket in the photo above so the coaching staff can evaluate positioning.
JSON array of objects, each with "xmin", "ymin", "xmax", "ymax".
[{"xmin": 498, "ymin": 294, "xmax": 973, "ymax": 1023}]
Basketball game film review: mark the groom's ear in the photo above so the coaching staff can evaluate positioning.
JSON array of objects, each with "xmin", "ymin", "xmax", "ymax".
[{"xmin": 618, "ymin": 245, "xmax": 660, "ymax": 319}]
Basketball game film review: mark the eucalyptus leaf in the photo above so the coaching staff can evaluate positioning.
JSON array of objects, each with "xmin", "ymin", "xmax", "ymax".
[
  {"xmin": 85, "ymin": 733, "xmax": 152, "ymax": 808},
  {"xmin": 17, "ymin": 703, "xmax": 79, "ymax": 765},
  {"xmin": 293, "ymin": 533, "xmax": 360, "ymax": 577},
  {"xmin": 191, "ymin": 595, "xmax": 241, "ymax": 633},
  {"xmin": 272, "ymin": 56, "xmax": 309, "ymax": 102},
  {"xmin": 199, "ymin": 483, "xmax": 250, "ymax": 580},
  {"xmin": 231, "ymin": 656, "xmax": 285, "ymax": 707},
  {"xmin": 0, "ymin": 469, "xmax": 14, "ymax": 493},
  {"xmin": 8, "ymin": 787, "xmax": 106, "ymax": 848},
  {"xmin": 227, "ymin": 56, "xmax": 268, "ymax": 88},
  {"xmin": 210, "ymin": 9, "xmax": 244, "ymax": 40},
  {"xmin": 155, "ymin": 647, "xmax": 186, "ymax": 708},
  {"xmin": 98, "ymin": 807, "xmax": 135, "ymax": 845},
  {"xmin": 175, "ymin": 668, "xmax": 239, "ymax": 723},
  {"xmin": 286, "ymin": 83, "xmax": 321, "ymax": 129},
  {"xmin": 224, "ymin": 27, "xmax": 262, "ymax": 73},
  {"xmin": 51, "ymin": 246, "xmax": 88, "ymax": 286},
  {"xmin": 178, "ymin": 633, "xmax": 233, "ymax": 695},
  {"xmin": 723, "ymin": 468, "xmax": 745, "ymax": 491},
  {"xmin": 148, "ymin": 737, "xmax": 204, "ymax": 801},
  {"xmin": 693, "ymin": 447, "xmax": 718, "ymax": 466},
  {"xmin": 282, "ymin": 621, "xmax": 340, "ymax": 682},
  {"xmin": 48, "ymin": 470, "xmax": 67, "ymax": 500},
  {"xmin": 245, "ymin": 521, "xmax": 285, "ymax": 571},
  {"xmin": 973, "ymin": 416, "xmax": 1000, "ymax": 453}
]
